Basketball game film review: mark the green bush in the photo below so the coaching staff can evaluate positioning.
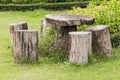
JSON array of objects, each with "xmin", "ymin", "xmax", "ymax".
[
  {"xmin": 111, "ymin": 32, "xmax": 120, "ymax": 48},
  {"xmin": 0, "ymin": 0, "xmax": 90, "ymax": 4},
  {"xmin": 69, "ymin": 0, "xmax": 120, "ymax": 33},
  {"xmin": 38, "ymin": 27, "xmax": 67, "ymax": 62},
  {"xmin": 12, "ymin": 0, "xmax": 40, "ymax": 4},
  {"xmin": 12, "ymin": 0, "xmax": 24, "ymax": 4},
  {"xmin": 0, "ymin": 0, "xmax": 12, "ymax": 4},
  {"xmin": 0, "ymin": 2, "xmax": 89, "ymax": 11}
]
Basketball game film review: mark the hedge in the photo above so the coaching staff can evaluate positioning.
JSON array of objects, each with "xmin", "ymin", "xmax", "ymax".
[
  {"xmin": 0, "ymin": 0, "xmax": 90, "ymax": 4},
  {"xmin": 0, "ymin": 2, "xmax": 89, "ymax": 11}
]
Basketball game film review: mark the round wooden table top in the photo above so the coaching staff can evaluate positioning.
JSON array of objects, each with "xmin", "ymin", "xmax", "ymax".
[{"xmin": 45, "ymin": 14, "xmax": 94, "ymax": 26}]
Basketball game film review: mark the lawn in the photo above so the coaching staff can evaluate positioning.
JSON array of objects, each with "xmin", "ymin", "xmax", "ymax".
[{"xmin": 0, "ymin": 9, "xmax": 120, "ymax": 80}]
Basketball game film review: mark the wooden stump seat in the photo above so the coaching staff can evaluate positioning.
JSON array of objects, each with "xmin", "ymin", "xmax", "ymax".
[
  {"xmin": 13, "ymin": 30, "xmax": 38, "ymax": 62},
  {"xmin": 9, "ymin": 22, "xmax": 28, "ymax": 45},
  {"xmin": 85, "ymin": 25, "xmax": 113, "ymax": 57},
  {"xmin": 69, "ymin": 32, "xmax": 92, "ymax": 64}
]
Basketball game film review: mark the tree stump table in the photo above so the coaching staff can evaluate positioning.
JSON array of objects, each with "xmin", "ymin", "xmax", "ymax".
[{"xmin": 45, "ymin": 14, "xmax": 94, "ymax": 52}]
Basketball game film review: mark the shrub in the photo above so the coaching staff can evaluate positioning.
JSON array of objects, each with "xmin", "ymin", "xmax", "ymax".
[
  {"xmin": 0, "ymin": 2, "xmax": 89, "ymax": 11},
  {"xmin": 69, "ymin": 0, "xmax": 120, "ymax": 33},
  {"xmin": 0, "ymin": 0, "xmax": 12, "ymax": 4},
  {"xmin": 12, "ymin": 0, "xmax": 40, "ymax": 4},
  {"xmin": 38, "ymin": 27, "xmax": 67, "ymax": 62},
  {"xmin": 111, "ymin": 32, "xmax": 120, "ymax": 48},
  {"xmin": 0, "ymin": 0, "xmax": 90, "ymax": 4}
]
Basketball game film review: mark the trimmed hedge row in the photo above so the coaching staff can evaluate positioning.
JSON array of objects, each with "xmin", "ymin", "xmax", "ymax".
[
  {"xmin": 0, "ymin": 0, "xmax": 90, "ymax": 4},
  {"xmin": 0, "ymin": 2, "xmax": 89, "ymax": 11}
]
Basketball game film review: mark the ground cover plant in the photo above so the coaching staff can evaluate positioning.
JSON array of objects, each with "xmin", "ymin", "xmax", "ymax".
[{"xmin": 0, "ymin": 1, "xmax": 120, "ymax": 80}]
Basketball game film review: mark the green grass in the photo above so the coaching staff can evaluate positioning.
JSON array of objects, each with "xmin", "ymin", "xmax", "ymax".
[{"xmin": 0, "ymin": 9, "xmax": 120, "ymax": 80}]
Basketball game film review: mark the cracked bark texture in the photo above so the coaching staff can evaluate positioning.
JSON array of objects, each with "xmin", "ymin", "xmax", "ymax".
[
  {"xmin": 9, "ymin": 22, "xmax": 28, "ymax": 46},
  {"xmin": 85, "ymin": 25, "xmax": 113, "ymax": 57},
  {"xmin": 13, "ymin": 30, "xmax": 38, "ymax": 62},
  {"xmin": 69, "ymin": 32, "xmax": 92, "ymax": 64}
]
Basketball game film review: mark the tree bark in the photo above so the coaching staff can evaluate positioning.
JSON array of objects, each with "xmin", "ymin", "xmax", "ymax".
[
  {"xmin": 13, "ymin": 30, "xmax": 38, "ymax": 63},
  {"xmin": 9, "ymin": 22, "xmax": 28, "ymax": 45},
  {"xmin": 85, "ymin": 25, "xmax": 113, "ymax": 57},
  {"xmin": 69, "ymin": 32, "xmax": 92, "ymax": 64}
]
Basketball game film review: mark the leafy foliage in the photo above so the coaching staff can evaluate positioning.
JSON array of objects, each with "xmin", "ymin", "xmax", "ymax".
[
  {"xmin": 111, "ymin": 32, "xmax": 120, "ymax": 47},
  {"xmin": 0, "ymin": 0, "xmax": 90, "ymax": 4},
  {"xmin": 38, "ymin": 27, "xmax": 67, "ymax": 62},
  {"xmin": 0, "ymin": 2, "xmax": 89, "ymax": 11},
  {"xmin": 70, "ymin": 0, "xmax": 120, "ymax": 33}
]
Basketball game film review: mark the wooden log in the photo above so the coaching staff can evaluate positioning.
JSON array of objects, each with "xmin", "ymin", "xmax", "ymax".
[
  {"xmin": 13, "ymin": 30, "xmax": 38, "ymax": 62},
  {"xmin": 85, "ymin": 25, "xmax": 113, "ymax": 57},
  {"xmin": 9, "ymin": 22, "xmax": 28, "ymax": 45},
  {"xmin": 69, "ymin": 32, "xmax": 92, "ymax": 64}
]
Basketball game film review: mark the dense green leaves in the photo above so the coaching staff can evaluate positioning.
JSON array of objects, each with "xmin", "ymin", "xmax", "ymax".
[
  {"xmin": 0, "ymin": 2, "xmax": 89, "ymax": 11},
  {"xmin": 0, "ymin": 0, "xmax": 90, "ymax": 4},
  {"xmin": 70, "ymin": 0, "xmax": 120, "ymax": 33},
  {"xmin": 70, "ymin": 0, "xmax": 120, "ymax": 47},
  {"xmin": 111, "ymin": 32, "xmax": 120, "ymax": 48}
]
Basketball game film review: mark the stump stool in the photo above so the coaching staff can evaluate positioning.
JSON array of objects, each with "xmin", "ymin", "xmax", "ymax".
[
  {"xmin": 13, "ymin": 30, "xmax": 38, "ymax": 63},
  {"xmin": 69, "ymin": 32, "xmax": 92, "ymax": 64},
  {"xmin": 85, "ymin": 25, "xmax": 113, "ymax": 57},
  {"xmin": 9, "ymin": 22, "xmax": 28, "ymax": 45}
]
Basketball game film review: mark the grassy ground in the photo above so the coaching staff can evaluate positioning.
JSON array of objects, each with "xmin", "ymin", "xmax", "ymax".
[{"xmin": 0, "ymin": 9, "xmax": 120, "ymax": 80}]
